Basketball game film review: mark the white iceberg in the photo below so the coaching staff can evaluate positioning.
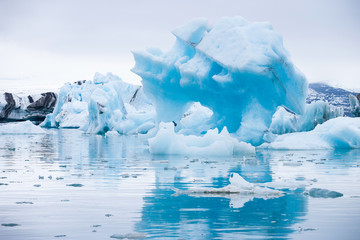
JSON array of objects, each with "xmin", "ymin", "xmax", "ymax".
[
  {"xmin": 42, "ymin": 72, "xmax": 155, "ymax": 134},
  {"xmin": 269, "ymin": 101, "xmax": 343, "ymax": 135},
  {"xmin": 132, "ymin": 16, "xmax": 307, "ymax": 145},
  {"xmin": 149, "ymin": 122, "xmax": 255, "ymax": 156},
  {"xmin": 260, "ymin": 117, "xmax": 360, "ymax": 150},
  {"xmin": 175, "ymin": 173, "xmax": 284, "ymax": 208},
  {"xmin": 0, "ymin": 121, "xmax": 46, "ymax": 134}
]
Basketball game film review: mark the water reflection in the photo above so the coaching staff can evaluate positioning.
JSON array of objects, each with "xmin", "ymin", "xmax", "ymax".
[
  {"xmin": 0, "ymin": 130, "xmax": 359, "ymax": 239},
  {"xmin": 136, "ymin": 154, "xmax": 307, "ymax": 239}
]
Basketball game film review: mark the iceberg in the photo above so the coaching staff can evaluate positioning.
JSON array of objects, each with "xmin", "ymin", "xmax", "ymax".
[
  {"xmin": 132, "ymin": 16, "xmax": 308, "ymax": 145},
  {"xmin": 269, "ymin": 101, "xmax": 343, "ymax": 135},
  {"xmin": 260, "ymin": 117, "xmax": 360, "ymax": 150},
  {"xmin": 175, "ymin": 173, "xmax": 284, "ymax": 208},
  {"xmin": 305, "ymin": 188, "xmax": 343, "ymax": 198},
  {"xmin": 0, "ymin": 91, "xmax": 56, "ymax": 124},
  {"xmin": 0, "ymin": 121, "xmax": 46, "ymax": 134},
  {"xmin": 349, "ymin": 94, "xmax": 360, "ymax": 117},
  {"xmin": 149, "ymin": 122, "xmax": 255, "ymax": 156},
  {"xmin": 41, "ymin": 73, "xmax": 155, "ymax": 134}
]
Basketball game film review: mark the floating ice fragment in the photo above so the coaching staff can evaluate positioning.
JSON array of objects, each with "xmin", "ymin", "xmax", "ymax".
[
  {"xmin": 66, "ymin": 183, "xmax": 83, "ymax": 187},
  {"xmin": 175, "ymin": 173, "xmax": 284, "ymax": 208},
  {"xmin": 110, "ymin": 233, "xmax": 147, "ymax": 239},
  {"xmin": 0, "ymin": 121, "xmax": 45, "ymax": 134},
  {"xmin": 306, "ymin": 188, "xmax": 343, "ymax": 198},
  {"xmin": 149, "ymin": 122, "xmax": 255, "ymax": 156},
  {"xmin": 1, "ymin": 223, "xmax": 20, "ymax": 227},
  {"xmin": 15, "ymin": 201, "xmax": 33, "ymax": 204}
]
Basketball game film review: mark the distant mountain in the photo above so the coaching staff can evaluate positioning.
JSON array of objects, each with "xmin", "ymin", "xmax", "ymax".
[{"xmin": 307, "ymin": 83, "xmax": 358, "ymax": 116}]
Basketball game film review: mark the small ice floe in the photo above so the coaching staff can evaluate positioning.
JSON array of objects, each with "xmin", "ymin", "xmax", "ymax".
[
  {"xmin": 110, "ymin": 233, "xmax": 147, "ymax": 239},
  {"xmin": 305, "ymin": 188, "xmax": 343, "ymax": 198},
  {"xmin": 298, "ymin": 226, "xmax": 318, "ymax": 232},
  {"xmin": 1, "ymin": 223, "xmax": 20, "ymax": 227},
  {"xmin": 174, "ymin": 173, "xmax": 284, "ymax": 208},
  {"xmin": 66, "ymin": 183, "xmax": 83, "ymax": 187},
  {"xmin": 0, "ymin": 121, "xmax": 46, "ymax": 134},
  {"xmin": 15, "ymin": 201, "xmax": 33, "ymax": 204}
]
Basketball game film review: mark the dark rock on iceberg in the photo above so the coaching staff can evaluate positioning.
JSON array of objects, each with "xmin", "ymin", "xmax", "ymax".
[{"xmin": 0, "ymin": 91, "xmax": 57, "ymax": 124}]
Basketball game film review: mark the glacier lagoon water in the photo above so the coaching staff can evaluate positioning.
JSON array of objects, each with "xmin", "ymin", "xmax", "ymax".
[{"xmin": 0, "ymin": 129, "xmax": 359, "ymax": 239}]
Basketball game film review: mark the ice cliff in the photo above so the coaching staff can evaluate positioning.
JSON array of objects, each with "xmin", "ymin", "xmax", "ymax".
[
  {"xmin": 41, "ymin": 73, "xmax": 155, "ymax": 134},
  {"xmin": 132, "ymin": 16, "xmax": 308, "ymax": 145}
]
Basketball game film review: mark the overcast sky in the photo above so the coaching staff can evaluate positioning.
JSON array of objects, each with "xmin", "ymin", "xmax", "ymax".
[{"xmin": 0, "ymin": 0, "xmax": 359, "ymax": 91}]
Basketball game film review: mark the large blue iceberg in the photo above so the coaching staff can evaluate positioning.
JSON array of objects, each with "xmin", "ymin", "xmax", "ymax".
[{"xmin": 132, "ymin": 16, "xmax": 308, "ymax": 145}]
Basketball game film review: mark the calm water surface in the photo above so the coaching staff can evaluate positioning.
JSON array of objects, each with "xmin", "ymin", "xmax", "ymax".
[{"xmin": 0, "ymin": 129, "xmax": 359, "ymax": 239}]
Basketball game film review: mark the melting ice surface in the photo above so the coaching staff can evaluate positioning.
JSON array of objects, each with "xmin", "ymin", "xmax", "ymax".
[{"xmin": 1, "ymin": 129, "xmax": 360, "ymax": 239}]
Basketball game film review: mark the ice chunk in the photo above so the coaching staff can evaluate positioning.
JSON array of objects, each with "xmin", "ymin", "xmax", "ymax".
[
  {"xmin": 110, "ymin": 233, "xmax": 147, "ymax": 239},
  {"xmin": 42, "ymin": 73, "xmax": 155, "ymax": 134},
  {"xmin": 132, "ymin": 16, "xmax": 307, "ymax": 145},
  {"xmin": 269, "ymin": 101, "xmax": 344, "ymax": 135},
  {"xmin": 305, "ymin": 188, "xmax": 343, "ymax": 198},
  {"xmin": 175, "ymin": 173, "xmax": 284, "ymax": 208},
  {"xmin": 149, "ymin": 122, "xmax": 255, "ymax": 156},
  {"xmin": 0, "ymin": 121, "xmax": 46, "ymax": 134},
  {"xmin": 349, "ymin": 94, "xmax": 360, "ymax": 117},
  {"xmin": 179, "ymin": 102, "xmax": 214, "ymax": 135},
  {"xmin": 260, "ymin": 117, "xmax": 360, "ymax": 149}
]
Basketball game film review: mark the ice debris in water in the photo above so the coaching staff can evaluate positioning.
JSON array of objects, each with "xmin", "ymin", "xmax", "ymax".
[
  {"xmin": 41, "ymin": 72, "xmax": 155, "ymax": 135},
  {"xmin": 260, "ymin": 117, "xmax": 360, "ymax": 149},
  {"xmin": 305, "ymin": 188, "xmax": 343, "ymax": 198},
  {"xmin": 110, "ymin": 233, "xmax": 147, "ymax": 239},
  {"xmin": 149, "ymin": 122, "xmax": 255, "ymax": 156},
  {"xmin": 175, "ymin": 173, "xmax": 284, "ymax": 208},
  {"xmin": 132, "ymin": 16, "xmax": 307, "ymax": 145},
  {"xmin": 0, "ymin": 121, "xmax": 45, "ymax": 134},
  {"xmin": 66, "ymin": 183, "xmax": 83, "ymax": 187},
  {"xmin": 1, "ymin": 223, "xmax": 20, "ymax": 227}
]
